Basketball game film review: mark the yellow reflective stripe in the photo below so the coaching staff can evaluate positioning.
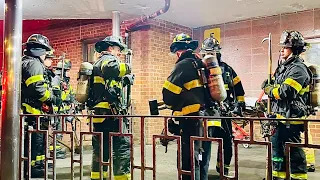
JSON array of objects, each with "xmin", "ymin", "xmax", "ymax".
[
  {"xmin": 299, "ymin": 85, "xmax": 310, "ymax": 95},
  {"xmin": 64, "ymin": 105, "xmax": 71, "ymax": 110},
  {"xmin": 119, "ymin": 63, "xmax": 127, "ymax": 77},
  {"xmin": 216, "ymin": 162, "xmax": 230, "ymax": 168},
  {"xmin": 285, "ymin": 121, "xmax": 305, "ymax": 125},
  {"xmin": 107, "ymin": 80, "xmax": 122, "ymax": 88},
  {"xmin": 39, "ymin": 90, "xmax": 51, "ymax": 102},
  {"xmin": 163, "ymin": 80, "xmax": 182, "ymax": 94},
  {"xmin": 22, "ymin": 103, "xmax": 41, "ymax": 115},
  {"xmin": 273, "ymin": 171, "xmax": 286, "ymax": 179},
  {"xmin": 173, "ymin": 104, "xmax": 201, "ymax": 116},
  {"xmin": 277, "ymin": 114, "xmax": 307, "ymax": 124},
  {"xmin": 41, "ymin": 155, "xmax": 45, "ymax": 160},
  {"xmin": 25, "ymin": 75, "xmax": 44, "ymax": 87},
  {"xmin": 36, "ymin": 156, "xmax": 42, "ymax": 161},
  {"xmin": 53, "ymin": 106, "xmax": 59, "ymax": 111},
  {"xmin": 272, "ymin": 88, "xmax": 281, "ymax": 100},
  {"xmin": 209, "ymin": 67, "xmax": 222, "ymax": 75},
  {"xmin": 49, "ymin": 145, "xmax": 61, "ymax": 151},
  {"xmin": 95, "ymin": 102, "xmax": 111, "ymax": 109},
  {"xmin": 93, "ymin": 118, "xmax": 105, "ymax": 123},
  {"xmin": 114, "ymin": 173, "xmax": 131, "ymax": 180},
  {"xmin": 53, "ymin": 105, "xmax": 71, "ymax": 111},
  {"xmin": 236, "ymin": 96, "xmax": 245, "ymax": 102},
  {"xmin": 283, "ymin": 78, "xmax": 302, "ymax": 92},
  {"xmin": 224, "ymin": 84, "xmax": 229, "ymax": 90},
  {"xmin": 61, "ymin": 92, "xmax": 67, "ymax": 101},
  {"xmin": 233, "ymin": 76, "xmax": 241, "ymax": 85},
  {"xmin": 31, "ymin": 160, "xmax": 35, "ymax": 166},
  {"xmin": 101, "ymin": 59, "xmax": 111, "ymax": 71},
  {"xmin": 184, "ymin": 79, "xmax": 203, "ymax": 90},
  {"xmin": 291, "ymin": 173, "xmax": 307, "ymax": 179},
  {"xmin": 207, "ymin": 121, "xmax": 221, "ymax": 127},
  {"xmin": 91, "ymin": 171, "xmax": 109, "ymax": 179},
  {"xmin": 94, "ymin": 76, "xmax": 105, "ymax": 85}
]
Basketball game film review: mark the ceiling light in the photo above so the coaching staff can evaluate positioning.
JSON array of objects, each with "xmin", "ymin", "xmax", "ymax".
[
  {"xmin": 134, "ymin": 4, "xmax": 150, "ymax": 10},
  {"xmin": 288, "ymin": 3, "xmax": 306, "ymax": 11},
  {"xmin": 119, "ymin": 0, "xmax": 126, "ymax": 5}
]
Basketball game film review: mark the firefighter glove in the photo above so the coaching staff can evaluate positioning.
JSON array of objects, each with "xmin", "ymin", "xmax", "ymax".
[
  {"xmin": 232, "ymin": 102, "xmax": 244, "ymax": 117},
  {"xmin": 168, "ymin": 119, "xmax": 180, "ymax": 135},
  {"xmin": 263, "ymin": 84, "xmax": 273, "ymax": 97},
  {"xmin": 123, "ymin": 74, "xmax": 135, "ymax": 86},
  {"xmin": 261, "ymin": 79, "xmax": 274, "ymax": 89}
]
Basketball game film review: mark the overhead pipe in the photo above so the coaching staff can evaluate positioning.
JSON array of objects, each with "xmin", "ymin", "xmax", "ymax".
[
  {"xmin": 124, "ymin": 0, "xmax": 171, "ymax": 32},
  {"xmin": 0, "ymin": 0, "xmax": 23, "ymax": 179}
]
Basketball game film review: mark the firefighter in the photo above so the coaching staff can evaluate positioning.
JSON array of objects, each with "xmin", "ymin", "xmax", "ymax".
[
  {"xmin": 199, "ymin": 34, "xmax": 245, "ymax": 176},
  {"xmin": 90, "ymin": 36, "xmax": 132, "ymax": 180},
  {"xmin": 162, "ymin": 33, "xmax": 221, "ymax": 180},
  {"xmin": 261, "ymin": 30, "xmax": 310, "ymax": 180},
  {"xmin": 21, "ymin": 34, "xmax": 62, "ymax": 178},
  {"xmin": 51, "ymin": 59, "xmax": 75, "ymax": 159}
]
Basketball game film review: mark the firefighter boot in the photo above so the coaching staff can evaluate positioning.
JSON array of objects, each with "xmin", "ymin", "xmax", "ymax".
[
  {"xmin": 216, "ymin": 166, "xmax": 229, "ymax": 176},
  {"xmin": 30, "ymin": 165, "xmax": 45, "ymax": 178},
  {"xmin": 307, "ymin": 164, "xmax": 316, "ymax": 172},
  {"xmin": 56, "ymin": 148, "xmax": 67, "ymax": 159},
  {"xmin": 263, "ymin": 178, "xmax": 284, "ymax": 180}
]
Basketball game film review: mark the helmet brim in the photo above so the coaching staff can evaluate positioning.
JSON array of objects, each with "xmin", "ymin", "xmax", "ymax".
[
  {"xmin": 53, "ymin": 67, "xmax": 71, "ymax": 70},
  {"xmin": 24, "ymin": 42, "xmax": 53, "ymax": 51},
  {"xmin": 170, "ymin": 40, "xmax": 199, "ymax": 53},
  {"xmin": 95, "ymin": 41, "xmax": 127, "ymax": 53}
]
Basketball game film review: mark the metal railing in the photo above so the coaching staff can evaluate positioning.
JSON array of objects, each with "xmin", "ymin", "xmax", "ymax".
[{"xmin": 19, "ymin": 114, "xmax": 320, "ymax": 180}]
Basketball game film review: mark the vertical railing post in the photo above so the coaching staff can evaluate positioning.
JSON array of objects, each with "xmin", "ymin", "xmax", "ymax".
[{"xmin": 0, "ymin": 0, "xmax": 23, "ymax": 179}]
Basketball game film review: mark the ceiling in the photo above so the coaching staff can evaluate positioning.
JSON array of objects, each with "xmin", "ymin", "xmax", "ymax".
[{"xmin": 0, "ymin": 0, "xmax": 320, "ymax": 28}]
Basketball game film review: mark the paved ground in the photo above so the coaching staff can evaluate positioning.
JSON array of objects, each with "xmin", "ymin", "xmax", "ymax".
[{"xmin": 29, "ymin": 143, "xmax": 320, "ymax": 180}]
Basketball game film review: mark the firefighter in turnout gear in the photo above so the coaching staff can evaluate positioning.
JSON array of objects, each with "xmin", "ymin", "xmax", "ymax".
[
  {"xmin": 90, "ymin": 36, "xmax": 132, "ymax": 180},
  {"xmin": 51, "ymin": 59, "xmax": 75, "ymax": 159},
  {"xmin": 22, "ymin": 34, "xmax": 62, "ymax": 178},
  {"xmin": 199, "ymin": 34, "xmax": 245, "ymax": 176},
  {"xmin": 162, "ymin": 33, "xmax": 219, "ymax": 180},
  {"xmin": 261, "ymin": 30, "xmax": 311, "ymax": 180}
]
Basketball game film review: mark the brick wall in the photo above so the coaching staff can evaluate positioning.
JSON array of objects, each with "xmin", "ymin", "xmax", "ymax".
[
  {"xmin": 130, "ymin": 19, "xmax": 192, "ymax": 143},
  {"xmin": 193, "ymin": 9, "xmax": 320, "ymax": 143}
]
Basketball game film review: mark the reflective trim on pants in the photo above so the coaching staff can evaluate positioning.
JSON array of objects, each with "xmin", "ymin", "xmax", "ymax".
[
  {"xmin": 49, "ymin": 145, "xmax": 61, "ymax": 151},
  {"xmin": 91, "ymin": 171, "xmax": 108, "ymax": 179},
  {"xmin": 114, "ymin": 173, "xmax": 131, "ymax": 180},
  {"xmin": 291, "ymin": 173, "xmax": 307, "ymax": 179},
  {"xmin": 272, "ymin": 171, "xmax": 286, "ymax": 179},
  {"xmin": 271, "ymin": 171, "xmax": 308, "ymax": 179}
]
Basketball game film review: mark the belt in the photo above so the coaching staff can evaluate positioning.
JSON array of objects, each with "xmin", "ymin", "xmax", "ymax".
[{"xmin": 276, "ymin": 114, "xmax": 307, "ymax": 125}]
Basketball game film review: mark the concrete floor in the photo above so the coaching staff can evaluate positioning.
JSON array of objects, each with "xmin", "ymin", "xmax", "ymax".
[{"xmin": 32, "ymin": 143, "xmax": 320, "ymax": 180}]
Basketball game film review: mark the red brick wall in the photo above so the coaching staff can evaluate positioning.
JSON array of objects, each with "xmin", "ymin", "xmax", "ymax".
[
  {"xmin": 22, "ymin": 20, "xmax": 114, "ymax": 87},
  {"xmin": 193, "ymin": 9, "xmax": 320, "ymax": 143},
  {"xmin": 130, "ymin": 19, "xmax": 192, "ymax": 143}
]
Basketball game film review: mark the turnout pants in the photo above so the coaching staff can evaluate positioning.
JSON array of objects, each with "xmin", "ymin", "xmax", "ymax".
[
  {"xmin": 200, "ymin": 119, "xmax": 233, "ymax": 179},
  {"xmin": 91, "ymin": 118, "xmax": 131, "ymax": 180},
  {"xmin": 179, "ymin": 119, "xmax": 201, "ymax": 180},
  {"xmin": 23, "ymin": 116, "xmax": 47, "ymax": 175},
  {"xmin": 271, "ymin": 123, "xmax": 307, "ymax": 179}
]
